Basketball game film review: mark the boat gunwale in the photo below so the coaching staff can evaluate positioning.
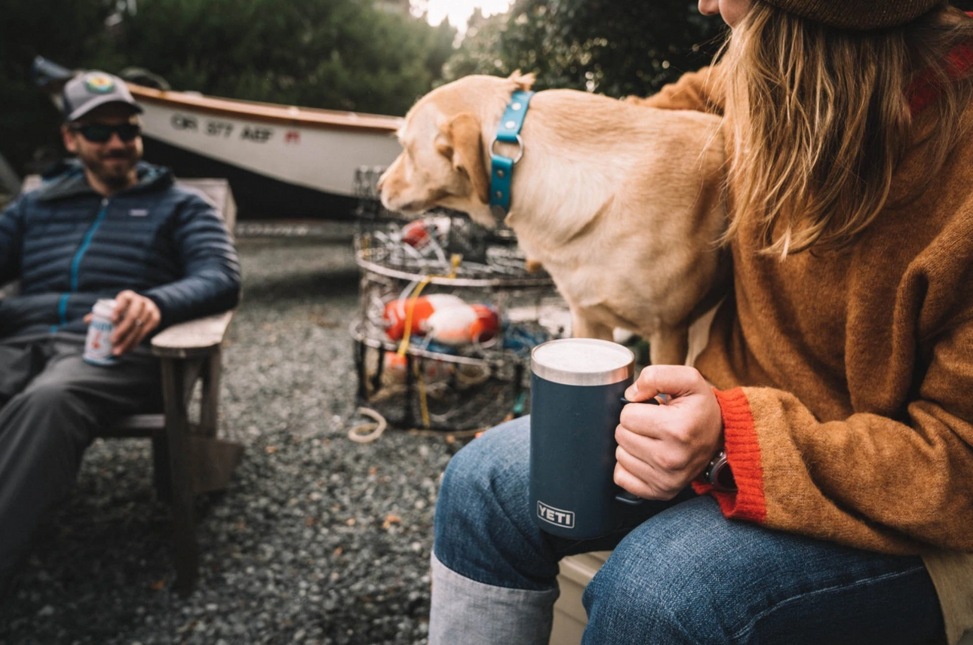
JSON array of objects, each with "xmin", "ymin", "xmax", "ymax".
[{"xmin": 128, "ymin": 84, "xmax": 404, "ymax": 135}]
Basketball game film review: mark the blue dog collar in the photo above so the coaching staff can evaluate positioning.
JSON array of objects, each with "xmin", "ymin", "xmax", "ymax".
[{"xmin": 489, "ymin": 90, "xmax": 535, "ymax": 221}]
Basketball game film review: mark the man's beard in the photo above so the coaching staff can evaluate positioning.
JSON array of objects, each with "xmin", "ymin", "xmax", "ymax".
[{"xmin": 78, "ymin": 148, "xmax": 138, "ymax": 189}]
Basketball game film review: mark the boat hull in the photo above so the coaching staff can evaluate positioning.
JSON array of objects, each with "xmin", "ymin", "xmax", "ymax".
[
  {"xmin": 132, "ymin": 86, "xmax": 404, "ymax": 221},
  {"xmin": 143, "ymin": 135, "xmax": 357, "ymax": 220}
]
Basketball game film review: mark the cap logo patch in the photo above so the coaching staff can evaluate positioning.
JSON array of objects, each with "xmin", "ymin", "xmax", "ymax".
[{"xmin": 84, "ymin": 73, "xmax": 116, "ymax": 94}]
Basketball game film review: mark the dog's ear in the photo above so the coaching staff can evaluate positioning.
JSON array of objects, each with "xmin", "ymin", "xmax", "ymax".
[
  {"xmin": 508, "ymin": 70, "xmax": 536, "ymax": 92},
  {"xmin": 446, "ymin": 112, "xmax": 490, "ymax": 205}
]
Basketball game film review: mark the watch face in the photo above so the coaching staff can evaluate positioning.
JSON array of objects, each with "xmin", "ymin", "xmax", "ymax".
[{"xmin": 714, "ymin": 462, "xmax": 737, "ymax": 491}]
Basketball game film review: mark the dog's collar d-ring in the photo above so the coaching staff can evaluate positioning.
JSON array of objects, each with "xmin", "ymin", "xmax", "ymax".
[{"xmin": 489, "ymin": 90, "xmax": 534, "ymax": 222}]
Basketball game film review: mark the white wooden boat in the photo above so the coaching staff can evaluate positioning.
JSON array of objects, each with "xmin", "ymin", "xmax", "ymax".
[{"xmin": 130, "ymin": 85, "xmax": 403, "ymax": 220}]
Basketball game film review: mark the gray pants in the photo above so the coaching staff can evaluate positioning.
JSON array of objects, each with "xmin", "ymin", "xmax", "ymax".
[{"xmin": 0, "ymin": 334, "xmax": 160, "ymax": 596}]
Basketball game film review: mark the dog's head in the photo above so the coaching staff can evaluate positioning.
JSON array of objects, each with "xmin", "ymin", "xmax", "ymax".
[{"xmin": 378, "ymin": 72, "xmax": 535, "ymax": 227}]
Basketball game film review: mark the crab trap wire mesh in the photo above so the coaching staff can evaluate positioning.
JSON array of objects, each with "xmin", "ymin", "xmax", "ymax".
[
  {"xmin": 353, "ymin": 167, "xmax": 549, "ymax": 284},
  {"xmin": 350, "ymin": 166, "xmax": 571, "ymax": 431}
]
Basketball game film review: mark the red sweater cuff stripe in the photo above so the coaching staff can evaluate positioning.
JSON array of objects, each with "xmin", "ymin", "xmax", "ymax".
[{"xmin": 693, "ymin": 387, "xmax": 767, "ymax": 523}]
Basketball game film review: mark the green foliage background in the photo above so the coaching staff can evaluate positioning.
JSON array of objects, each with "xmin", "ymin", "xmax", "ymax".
[
  {"xmin": 443, "ymin": 0, "xmax": 722, "ymax": 96},
  {"xmin": 0, "ymin": 0, "xmax": 455, "ymax": 178}
]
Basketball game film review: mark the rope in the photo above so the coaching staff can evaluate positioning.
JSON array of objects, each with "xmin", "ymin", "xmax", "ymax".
[
  {"xmin": 393, "ymin": 254, "xmax": 462, "ymax": 428},
  {"xmin": 396, "ymin": 254, "xmax": 462, "ymax": 357},
  {"xmin": 414, "ymin": 358, "xmax": 431, "ymax": 429},
  {"xmin": 396, "ymin": 277, "xmax": 431, "ymax": 358},
  {"xmin": 347, "ymin": 406, "xmax": 487, "ymax": 443},
  {"xmin": 347, "ymin": 407, "xmax": 388, "ymax": 444},
  {"xmin": 406, "ymin": 427, "xmax": 486, "ymax": 439}
]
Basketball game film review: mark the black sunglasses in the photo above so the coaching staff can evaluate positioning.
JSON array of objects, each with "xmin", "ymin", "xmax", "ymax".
[{"xmin": 69, "ymin": 122, "xmax": 141, "ymax": 143}]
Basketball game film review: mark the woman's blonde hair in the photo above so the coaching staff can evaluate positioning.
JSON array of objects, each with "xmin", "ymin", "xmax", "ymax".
[{"xmin": 719, "ymin": 3, "xmax": 973, "ymax": 257}]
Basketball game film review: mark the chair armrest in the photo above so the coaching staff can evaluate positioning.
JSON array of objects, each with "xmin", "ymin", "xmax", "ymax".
[{"xmin": 151, "ymin": 310, "xmax": 234, "ymax": 359}]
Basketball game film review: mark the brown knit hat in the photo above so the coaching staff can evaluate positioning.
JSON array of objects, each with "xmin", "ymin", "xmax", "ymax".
[{"xmin": 761, "ymin": 0, "xmax": 946, "ymax": 30}]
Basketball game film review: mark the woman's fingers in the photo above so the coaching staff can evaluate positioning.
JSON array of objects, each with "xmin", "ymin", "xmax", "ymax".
[
  {"xmin": 616, "ymin": 425, "xmax": 693, "ymax": 472},
  {"xmin": 613, "ymin": 447, "xmax": 685, "ymax": 500},
  {"xmin": 614, "ymin": 366, "xmax": 726, "ymax": 497},
  {"xmin": 619, "ymin": 400, "xmax": 667, "ymax": 440},
  {"xmin": 625, "ymin": 364, "xmax": 709, "ymax": 402},
  {"xmin": 615, "ymin": 425, "xmax": 694, "ymax": 495}
]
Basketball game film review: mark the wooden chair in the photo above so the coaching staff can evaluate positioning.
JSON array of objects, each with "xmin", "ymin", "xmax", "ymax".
[{"xmin": 10, "ymin": 176, "xmax": 243, "ymax": 594}]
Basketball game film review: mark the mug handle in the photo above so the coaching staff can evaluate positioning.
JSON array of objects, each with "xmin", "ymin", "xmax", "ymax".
[{"xmin": 615, "ymin": 396, "xmax": 660, "ymax": 506}]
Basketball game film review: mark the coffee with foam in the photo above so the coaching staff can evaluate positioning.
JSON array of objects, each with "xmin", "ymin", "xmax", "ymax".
[{"xmin": 531, "ymin": 338, "xmax": 634, "ymax": 386}]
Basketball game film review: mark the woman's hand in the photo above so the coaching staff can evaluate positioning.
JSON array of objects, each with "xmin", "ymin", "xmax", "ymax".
[{"xmin": 615, "ymin": 365, "xmax": 724, "ymax": 500}]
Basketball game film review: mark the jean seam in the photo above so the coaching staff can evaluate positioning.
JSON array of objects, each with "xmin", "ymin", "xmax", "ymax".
[
  {"xmin": 728, "ymin": 565, "xmax": 928, "ymax": 643},
  {"xmin": 431, "ymin": 552, "xmax": 560, "ymax": 599},
  {"xmin": 653, "ymin": 599, "xmax": 706, "ymax": 645}
]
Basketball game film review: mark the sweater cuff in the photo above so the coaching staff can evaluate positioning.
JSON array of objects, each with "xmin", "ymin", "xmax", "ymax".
[{"xmin": 692, "ymin": 387, "xmax": 767, "ymax": 523}]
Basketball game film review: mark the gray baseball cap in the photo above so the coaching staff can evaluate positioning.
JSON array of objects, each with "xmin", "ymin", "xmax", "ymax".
[{"xmin": 62, "ymin": 71, "xmax": 143, "ymax": 122}]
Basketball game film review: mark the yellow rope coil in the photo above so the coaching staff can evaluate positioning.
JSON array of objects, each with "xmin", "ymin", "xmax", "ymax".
[{"xmin": 395, "ymin": 254, "xmax": 462, "ymax": 429}]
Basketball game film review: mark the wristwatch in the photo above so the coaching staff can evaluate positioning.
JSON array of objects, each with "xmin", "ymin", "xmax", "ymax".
[{"xmin": 699, "ymin": 450, "xmax": 737, "ymax": 492}]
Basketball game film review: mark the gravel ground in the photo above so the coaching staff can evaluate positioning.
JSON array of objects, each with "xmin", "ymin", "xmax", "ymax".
[{"xmin": 0, "ymin": 233, "xmax": 474, "ymax": 645}]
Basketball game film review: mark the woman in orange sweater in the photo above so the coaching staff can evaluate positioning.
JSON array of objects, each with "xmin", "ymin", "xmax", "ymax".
[{"xmin": 430, "ymin": 1, "xmax": 973, "ymax": 643}]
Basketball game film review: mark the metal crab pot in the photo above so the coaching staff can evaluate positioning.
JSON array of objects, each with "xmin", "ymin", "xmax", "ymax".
[{"xmin": 350, "ymin": 167, "xmax": 569, "ymax": 432}]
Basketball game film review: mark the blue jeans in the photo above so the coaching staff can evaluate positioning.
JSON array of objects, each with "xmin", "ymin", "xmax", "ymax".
[{"xmin": 431, "ymin": 416, "xmax": 945, "ymax": 644}]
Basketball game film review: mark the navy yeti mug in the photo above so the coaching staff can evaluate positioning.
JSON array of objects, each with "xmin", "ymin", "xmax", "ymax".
[{"xmin": 529, "ymin": 338, "xmax": 648, "ymax": 540}]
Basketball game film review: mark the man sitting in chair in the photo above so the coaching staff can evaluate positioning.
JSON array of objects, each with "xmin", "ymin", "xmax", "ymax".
[{"xmin": 0, "ymin": 71, "xmax": 241, "ymax": 598}]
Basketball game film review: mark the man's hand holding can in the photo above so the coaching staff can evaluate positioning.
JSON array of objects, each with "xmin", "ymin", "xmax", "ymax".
[{"xmin": 84, "ymin": 290, "xmax": 161, "ymax": 356}]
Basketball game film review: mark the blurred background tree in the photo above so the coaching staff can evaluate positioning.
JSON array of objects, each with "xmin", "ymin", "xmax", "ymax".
[
  {"xmin": 101, "ymin": 0, "xmax": 455, "ymax": 114},
  {"xmin": 0, "ymin": 0, "xmax": 455, "ymax": 178},
  {"xmin": 0, "ymin": 0, "xmax": 116, "ymax": 181},
  {"xmin": 443, "ymin": 0, "xmax": 722, "ymax": 96}
]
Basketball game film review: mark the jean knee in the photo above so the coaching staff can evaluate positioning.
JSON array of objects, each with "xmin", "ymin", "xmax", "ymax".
[
  {"xmin": 433, "ymin": 417, "xmax": 557, "ymax": 589},
  {"xmin": 435, "ymin": 418, "xmax": 530, "ymax": 544},
  {"xmin": 582, "ymin": 502, "xmax": 738, "ymax": 644},
  {"xmin": 583, "ymin": 548, "xmax": 696, "ymax": 643}
]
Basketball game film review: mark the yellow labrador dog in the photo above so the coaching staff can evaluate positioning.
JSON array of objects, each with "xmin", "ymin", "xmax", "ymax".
[{"xmin": 379, "ymin": 72, "xmax": 727, "ymax": 365}]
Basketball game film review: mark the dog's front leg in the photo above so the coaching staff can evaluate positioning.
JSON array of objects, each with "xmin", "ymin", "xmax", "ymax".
[
  {"xmin": 571, "ymin": 311, "xmax": 614, "ymax": 341},
  {"xmin": 648, "ymin": 324, "xmax": 690, "ymax": 366}
]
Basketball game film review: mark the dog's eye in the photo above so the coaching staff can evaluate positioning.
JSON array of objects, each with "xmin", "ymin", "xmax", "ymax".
[{"xmin": 435, "ymin": 142, "xmax": 453, "ymax": 159}]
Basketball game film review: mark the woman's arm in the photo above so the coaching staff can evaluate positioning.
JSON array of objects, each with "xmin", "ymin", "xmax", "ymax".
[
  {"xmin": 706, "ymin": 317, "xmax": 973, "ymax": 554},
  {"xmin": 625, "ymin": 65, "xmax": 726, "ymax": 115},
  {"xmin": 619, "ymin": 319, "xmax": 973, "ymax": 555}
]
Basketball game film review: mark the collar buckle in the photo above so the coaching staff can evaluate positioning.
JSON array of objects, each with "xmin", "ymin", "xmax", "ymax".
[
  {"xmin": 490, "ymin": 134, "xmax": 525, "ymax": 164},
  {"xmin": 489, "ymin": 90, "xmax": 534, "ymax": 222}
]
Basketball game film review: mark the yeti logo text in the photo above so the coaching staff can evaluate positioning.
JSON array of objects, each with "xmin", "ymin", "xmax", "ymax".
[{"xmin": 537, "ymin": 501, "xmax": 575, "ymax": 529}]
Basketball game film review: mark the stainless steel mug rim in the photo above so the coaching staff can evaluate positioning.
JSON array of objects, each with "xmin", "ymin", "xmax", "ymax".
[{"xmin": 531, "ymin": 338, "xmax": 635, "ymax": 386}]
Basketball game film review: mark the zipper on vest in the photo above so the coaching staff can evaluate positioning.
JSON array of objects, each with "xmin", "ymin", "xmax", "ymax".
[{"xmin": 53, "ymin": 198, "xmax": 110, "ymax": 330}]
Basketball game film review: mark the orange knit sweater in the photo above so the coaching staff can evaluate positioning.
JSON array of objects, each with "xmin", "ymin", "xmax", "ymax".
[{"xmin": 639, "ymin": 66, "xmax": 973, "ymax": 643}]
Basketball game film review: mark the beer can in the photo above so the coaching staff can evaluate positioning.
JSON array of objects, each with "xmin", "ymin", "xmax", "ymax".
[{"xmin": 83, "ymin": 299, "xmax": 117, "ymax": 366}]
